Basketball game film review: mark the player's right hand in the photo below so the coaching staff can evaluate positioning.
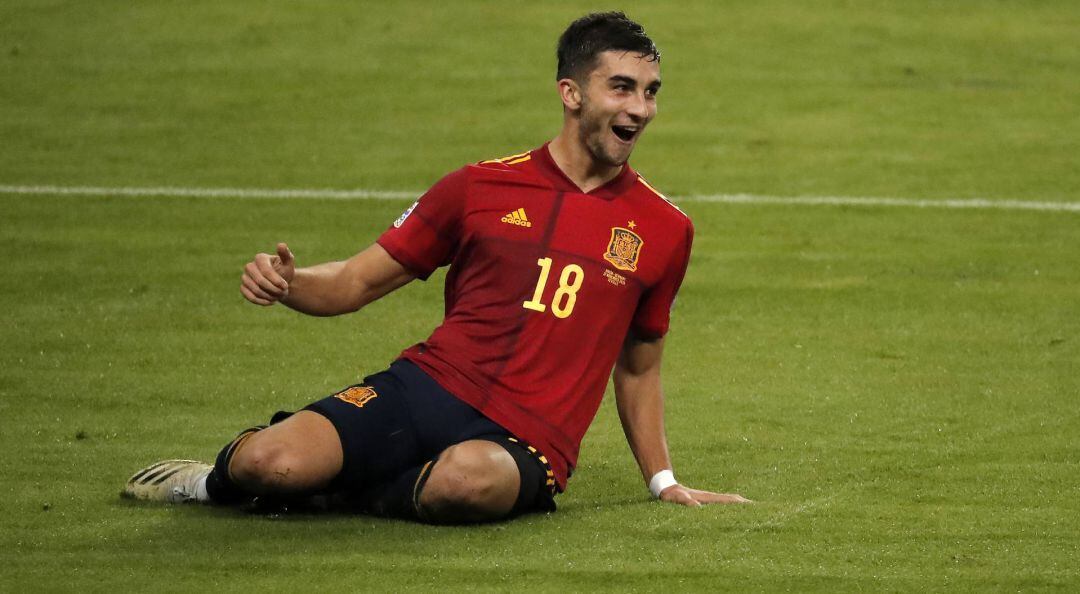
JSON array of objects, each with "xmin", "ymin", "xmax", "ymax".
[
  {"xmin": 659, "ymin": 484, "xmax": 752, "ymax": 507},
  {"xmin": 241, "ymin": 242, "xmax": 296, "ymax": 306}
]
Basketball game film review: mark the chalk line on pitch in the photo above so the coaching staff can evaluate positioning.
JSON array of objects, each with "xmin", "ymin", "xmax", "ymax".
[
  {"xmin": 1, "ymin": 184, "xmax": 1078, "ymax": 212},
  {"xmin": 0, "ymin": 184, "xmax": 416, "ymax": 201}
]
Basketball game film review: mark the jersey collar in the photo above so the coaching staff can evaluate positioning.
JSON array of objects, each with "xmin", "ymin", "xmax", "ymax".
[{"xmin": 532, "ymin": 142, "xmax": 638, "ymax": 199}]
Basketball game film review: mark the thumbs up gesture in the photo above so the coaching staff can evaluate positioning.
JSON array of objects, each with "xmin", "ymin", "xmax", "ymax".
[{"xmin": 241, "ymin": 242, "xmax": 296, "ymax": 306}]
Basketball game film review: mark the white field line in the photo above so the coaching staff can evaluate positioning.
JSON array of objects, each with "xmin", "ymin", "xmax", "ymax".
[
  {"xmin": 742, "ymin": 491, "xmax": 843, "ymax": 533},
  {"xmin": 689, "ymin": 192, "xmax": 1080, "ymax": 212},
  {"xmin": 0, "ymin": 184, "xmax": 416, "ymax": 201},
  {"xmin": 1, "ymin": 184, "xmax": 1079, "ymax": 212}
]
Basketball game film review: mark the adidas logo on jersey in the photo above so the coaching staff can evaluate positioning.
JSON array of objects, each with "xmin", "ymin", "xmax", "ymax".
[{"xmin": 501, "ymin": 208, "xmax": 532, "ymax": 228}]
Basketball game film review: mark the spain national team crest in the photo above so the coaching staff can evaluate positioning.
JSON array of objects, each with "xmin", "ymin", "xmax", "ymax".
[
  {"xmin": 333, "ymin": 385, "xmax": 378, "ymax": 408},
  {"xmin": 603, "ymin": 227, "xmax": 644, "ymax": 272}
]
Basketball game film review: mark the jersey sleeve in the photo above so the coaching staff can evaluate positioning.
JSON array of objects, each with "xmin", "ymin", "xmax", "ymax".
[
  {"xmin": 376, "ymin": 167, "xmax": 469, "ymax": 280},
  {"xmin": 631, "ymin": 219, "xmax": 694, "ymax": 338}
]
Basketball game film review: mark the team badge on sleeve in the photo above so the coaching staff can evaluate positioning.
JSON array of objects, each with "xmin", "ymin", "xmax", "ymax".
[
  {"xmin": 333, "ymin": 385, "xmax": 378, "ymax": 408},
  {"xmin": 603, "ymin": 227, "xmax": 644, "ymax": 272},
  {"xmin": 394, "ymin": 201, "xmax": 419, "ymax": 228}
]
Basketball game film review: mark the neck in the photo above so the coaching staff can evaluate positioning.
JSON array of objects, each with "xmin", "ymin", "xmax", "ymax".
[{"xmin": 547, "ymin": 130, "xmax": 624, "ymax": 193}]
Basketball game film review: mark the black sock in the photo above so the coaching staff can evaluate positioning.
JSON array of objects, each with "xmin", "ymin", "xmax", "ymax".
[
  {"xmin": 204, "ymin": 426, "xmax": 264, "ymax": 505},
  {"xmin": 354, "ymin": 458, "xmax": 437, "ymax": 520}
]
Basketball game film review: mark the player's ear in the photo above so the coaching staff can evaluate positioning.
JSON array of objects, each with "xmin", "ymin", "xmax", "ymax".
[{"xmin": 558, "ymin": 78, "xmax": 583, "ymax": 111}]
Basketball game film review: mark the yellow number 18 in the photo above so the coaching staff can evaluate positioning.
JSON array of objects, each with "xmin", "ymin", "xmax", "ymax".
[{"xmin": 523, "ymin": 257, "xmax": 584, "ymax": 319}]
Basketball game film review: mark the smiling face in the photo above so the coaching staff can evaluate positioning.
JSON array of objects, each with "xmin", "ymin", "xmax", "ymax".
[{"xmin": 570, "ymin": 50, "xmax": 661, "ymax": 168}]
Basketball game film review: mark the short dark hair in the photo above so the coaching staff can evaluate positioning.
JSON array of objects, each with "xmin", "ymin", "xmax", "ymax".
[{"xmin": 556, "ymin": 12, "xmax": 660, "ymax": 82}]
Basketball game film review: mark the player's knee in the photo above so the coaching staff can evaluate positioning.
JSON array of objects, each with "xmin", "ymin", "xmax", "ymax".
[
  {"xmin": 229, "ymin": 437, "xmax": 302, "ymax": 493},
  {"xmin": 418, "ymin": 441, "xmax": 520, "ymax": 523},
  {"xmin": 223, "ymin": 411, "xmax": 341, "ymax": 496}
]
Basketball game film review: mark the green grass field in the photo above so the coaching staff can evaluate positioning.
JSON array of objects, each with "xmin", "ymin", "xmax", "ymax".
[{"xmin": 2, "ymin": 1, "xmax": 1078, "ymax": 591}]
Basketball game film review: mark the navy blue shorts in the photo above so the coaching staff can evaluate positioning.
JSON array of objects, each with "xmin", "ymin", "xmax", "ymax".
[{"xmin": 302, "ymin": 359, "xmax": 555, "ymax": 509}]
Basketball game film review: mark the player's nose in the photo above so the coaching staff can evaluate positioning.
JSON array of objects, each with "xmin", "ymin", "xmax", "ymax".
[{"xmin": 625, "ymin": 91, "xmax": 650, "ymax": 122}]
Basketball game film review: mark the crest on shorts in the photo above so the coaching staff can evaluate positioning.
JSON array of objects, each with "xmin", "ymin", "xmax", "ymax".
[
  {"xmin": 334, "ymin": 386, "xmax": 378, "ymax": 408},
  {"xmin": 603, "ymin": 227, "xmax": 643, "ymax": 272}
]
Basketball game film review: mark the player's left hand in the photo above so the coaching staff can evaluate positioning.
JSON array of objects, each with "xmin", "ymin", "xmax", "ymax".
[{"xmin": 659, "ymin": 484, "xmax": 751, "ymax": 507}]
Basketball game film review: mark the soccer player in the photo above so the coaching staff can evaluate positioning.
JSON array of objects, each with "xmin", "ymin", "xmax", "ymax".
[{"xmin": 124, "ymin": 11, "xmax": 750, "ymax": 522}]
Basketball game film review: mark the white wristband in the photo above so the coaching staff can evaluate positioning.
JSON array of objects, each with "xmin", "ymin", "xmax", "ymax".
[{"xmin": 648, "ymin": 469, "xmax": 677, "ymax": 498}]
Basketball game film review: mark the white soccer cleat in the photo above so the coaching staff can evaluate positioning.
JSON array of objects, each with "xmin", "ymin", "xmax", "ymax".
[{"xmin": 122, "ymin": 459, "xmax": 212, "ymax": 503}]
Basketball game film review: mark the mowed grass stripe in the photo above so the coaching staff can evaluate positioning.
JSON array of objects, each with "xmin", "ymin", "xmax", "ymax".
[{"xmin": 3, "ymin": 184, "xmax": 1079, "ymax": 212}]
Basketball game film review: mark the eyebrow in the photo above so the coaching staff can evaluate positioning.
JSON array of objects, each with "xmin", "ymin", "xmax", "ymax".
[{"xmin": 608, "ymin": 75, "xmax": 662, "ymax": 89}]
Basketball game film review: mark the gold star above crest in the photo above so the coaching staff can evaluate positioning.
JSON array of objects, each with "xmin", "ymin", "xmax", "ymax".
[{"xmin": 627, "ymin": 220, "xmax": 637, "ymax": 229}]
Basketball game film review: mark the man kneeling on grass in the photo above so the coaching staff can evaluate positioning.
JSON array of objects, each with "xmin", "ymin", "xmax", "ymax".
[{"xmin": 124, "ymin": 11, "xmax": 750, "ymax": 523}]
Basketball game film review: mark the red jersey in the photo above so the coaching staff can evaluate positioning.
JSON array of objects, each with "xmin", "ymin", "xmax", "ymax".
[{"xmin": 377, "ymin": 144, "xmax": 693, "ymax": 491}]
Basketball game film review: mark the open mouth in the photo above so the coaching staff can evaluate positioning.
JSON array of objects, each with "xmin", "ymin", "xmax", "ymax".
[{"xmin": 611, "ymin": 125, "xmax": 638, "ymax": 142}]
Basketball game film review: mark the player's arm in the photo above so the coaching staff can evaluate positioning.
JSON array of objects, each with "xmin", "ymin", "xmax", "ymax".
[
  {"xmin": 613, "ymin": 333, "xmax": 751, "ymax": 506},
  {"xmin": 241, "ymin": 242, "xmax": 416, "ymax": 316}
]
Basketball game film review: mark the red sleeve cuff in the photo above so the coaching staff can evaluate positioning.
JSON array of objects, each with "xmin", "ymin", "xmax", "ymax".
[{"xmin": 376, "ymin": 237, "xmax": 436, "ymax": 281}]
